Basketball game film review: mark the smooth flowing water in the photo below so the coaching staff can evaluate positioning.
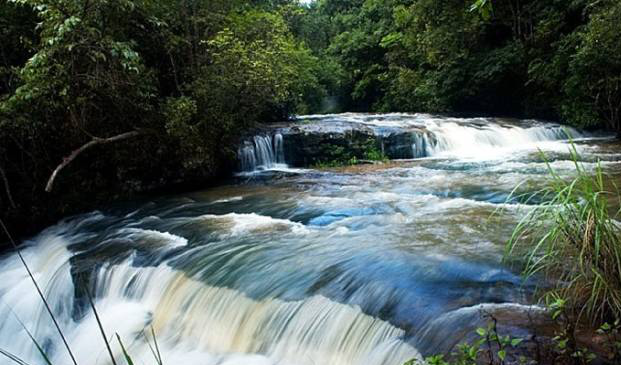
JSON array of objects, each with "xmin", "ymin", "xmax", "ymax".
[{"xmin": 0, "ymin": 114, "xmax": 619, "ymax": 365}]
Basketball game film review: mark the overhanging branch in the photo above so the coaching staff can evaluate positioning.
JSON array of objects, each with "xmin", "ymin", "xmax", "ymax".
[
  {"xmin": 0, "ymin": 166, "xmax": 16, "ymax": 208},
  {"xmin": 45, "ymin": 130, "xmax": 145, "ymax": 193}
]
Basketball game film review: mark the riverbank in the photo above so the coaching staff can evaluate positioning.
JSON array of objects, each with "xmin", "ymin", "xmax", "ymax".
[{"xmin": 0, "ymin": 146, "xmax": 234, "ymax": 247}]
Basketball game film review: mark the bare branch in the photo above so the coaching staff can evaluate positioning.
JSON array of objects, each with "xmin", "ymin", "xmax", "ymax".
[
  {"xmin": 0, "ymin": 165, "xmax": 16, "ymax": 209},
  {"xmin": 45, "ymin": 130, "xmax": 145, "ymax": 193}
]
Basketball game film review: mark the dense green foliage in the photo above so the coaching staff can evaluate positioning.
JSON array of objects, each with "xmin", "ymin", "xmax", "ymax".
[
  {"xmin": 292, "ymin": 0, "xmax": 620, "ymax": 130},
  {"xmin": 0, "ymin": 0, "xmax": 619, "ymax": 236},
  {"xmin": 0, "ymin": 0, "xmax": 323, "ymax": 234},
  {"xmin": 311, "ymin": 138, "xmax": 388, "ymax": 168}
]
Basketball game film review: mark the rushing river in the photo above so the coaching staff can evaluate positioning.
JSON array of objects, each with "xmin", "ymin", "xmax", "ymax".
[{"xmin": 0, "ymin": 114, "xmax": 619, "ymax": 365}]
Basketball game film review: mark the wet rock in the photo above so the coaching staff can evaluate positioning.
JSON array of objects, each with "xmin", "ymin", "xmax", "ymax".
[
  {"xmin": 241, "ymin": 115, "xmax": 449, "ymax": 167},
  {"xmin": 380, "ymin": 132, "xmax": 416, "ymax": 159},
  {"xmin": 411, "ymin": 303, "xmax": 619, "ymax": 365},
  {"xmin": 273, "ymin": 122, "xmax": 433, "ymax": 165},
  {"xmin": 280, "ymin": 128, "xmax": 378, "ymax": 166},
  {"xmin": 236, "ymin": 113, "xmax": 584, "ymax": 170}
]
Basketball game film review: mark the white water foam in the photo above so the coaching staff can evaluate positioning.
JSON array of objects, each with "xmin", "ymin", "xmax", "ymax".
[
  {"xmin": 295, "ymin": 113, "xmax": 584, "ymax": 160},
  {"xmin": 118, "ymin": 228, "xmax": 189, "ymax": 247},
  {"xmin": 238, "ymin": 134, "xmax": 289, "ymax": 172},
  {"xmin": 0, "ymin": 230, "xmax": 421, "ymax": 365},
  {"xmin": 197, "ymin": 212, "xmax": 310, "ymax": 237}
]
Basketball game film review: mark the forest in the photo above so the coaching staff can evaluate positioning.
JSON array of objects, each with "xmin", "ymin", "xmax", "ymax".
[{"xmin": 0, "ymin": 0, "xmax": 620, "ymax": 234}]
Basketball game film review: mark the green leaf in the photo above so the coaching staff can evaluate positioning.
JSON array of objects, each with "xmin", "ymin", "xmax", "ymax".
[
  {"xmin": 497, "ymin": 350, "xmax": 506, "ymax": 361},
  {"xmin": 476, "ymin": 327, "xmax": 487, "ymax": 337},
  {"xmin": 511, "ymin": 338, "xmax": 523, "ymax": 347},
  {"xmin": 468, "ymin": 346, "xmax": 478, "ymax": 359}
]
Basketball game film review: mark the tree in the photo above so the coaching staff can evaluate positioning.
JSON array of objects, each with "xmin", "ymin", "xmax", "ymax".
[
  {"xmin": 164, "ymin": 9, "xmax": 322, "ymax": 169},
  {"xmin": 2, "ymin": 0, "xmax": 158, "ymax": 192},
  {"xmin": 562, "ymin": 0, "xmax": 620, "ymax": 132},
  {"xmin": 0, "ymin": 0, "xmax": 325, "ymax": 236}
]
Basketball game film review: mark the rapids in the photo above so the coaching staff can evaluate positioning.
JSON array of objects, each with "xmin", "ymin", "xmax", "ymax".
[{"xmin": 0, "ymin": 113, "xmax": 619, "ymax": 365}]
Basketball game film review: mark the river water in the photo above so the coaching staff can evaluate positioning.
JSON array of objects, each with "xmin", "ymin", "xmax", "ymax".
[{"xmin": 0, "ymin": 114, "xmax": 619, "ymax": 365}]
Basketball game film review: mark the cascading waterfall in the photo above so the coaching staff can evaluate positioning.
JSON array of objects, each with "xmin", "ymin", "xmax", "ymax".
[
  {"xmin": 408, "ymin": 121, "xmax": 581, "ymax": 159},
  {"xmin": 0, "ymin": 227, "xmax": 420, "ymax": 365},
  {"xmin": 0, "ymin": 231, "xmax": 77, "ymax": 365},
  {"xmin": 411, "ymin": 132, "xmax": 435, "ymax": 159},
  {"xmin": 259, "ymin": 114, "xmax": 585, "ymax": 164},
  {"xmin": 420, "ymin": 120, "xmax": 581, "ymax": 158},
  {"xmin": 238, "ymin": 133, "xmax": 287, "ymax": 172}
]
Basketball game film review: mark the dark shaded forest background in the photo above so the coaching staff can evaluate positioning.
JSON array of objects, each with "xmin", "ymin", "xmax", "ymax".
[{"xmin": 0, "ymin": 0, "xmax": 620, "ymax": 238}]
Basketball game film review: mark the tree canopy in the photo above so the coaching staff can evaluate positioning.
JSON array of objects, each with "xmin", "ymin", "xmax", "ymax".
[
  {"xmin": 0, "ymin": 0, "xmax": 324, "ymax": 234},
  {"xmin": 292, "ymin": 0, "xmax": 620, "ymax": 131}
]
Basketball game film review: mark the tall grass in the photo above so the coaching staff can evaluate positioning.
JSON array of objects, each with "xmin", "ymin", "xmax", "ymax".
[
  {"xmin": 506, "ymin": 144, "xmax": 621, "ymax": 325},
  {"xmin": 0, "ymin": 218, "xmax": 162, "ymax": 365}
]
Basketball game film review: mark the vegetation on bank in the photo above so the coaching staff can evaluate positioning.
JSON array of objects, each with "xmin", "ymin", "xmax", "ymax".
[
  {"xmin": 311, "ymin": 139, "xmax": 388, "ymax": 168},
  {"xmin": 405, "ymin": 307, "xmax": 620, "ymax": 365},
  {"xmin": 402, "ymin": 149, "xmax": 621, "ymax": 365},
  {"xmin": 507, "ymin": 148, "xmax": 620, "ymax": 326}
]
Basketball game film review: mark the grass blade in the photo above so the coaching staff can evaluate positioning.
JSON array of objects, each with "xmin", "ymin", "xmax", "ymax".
[
  {"xmin": 0, "ymin": 218, "xmax": 78, "ymax": 365},
  {"xmin": 84, "ymin": 288, "xmax": 118, "ymax": 365},
  {"xmin": 0, "ymin": 348, "xmax": 32, "ymax": 365},
  {"xmin": 115, "ymin": 334, "xmax": 134, "ymax": 365}
]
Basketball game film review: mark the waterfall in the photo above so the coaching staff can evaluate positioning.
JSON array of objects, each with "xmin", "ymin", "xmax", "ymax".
[
  {"xmin": 274, "ymin": 133, "xmax": 285, "ymax": 164},
  {"xmin": 411, "ymin": 132, "xmax": 434, "ymax": 158},
  {"xmin": 292, "ymin": 114, "xmax": 583, "ymax": 161},
  {"xmin": 0, "ymin": 227, "xmax": 421, "ymax": 365},
  {"xmin": 241, "ymin": 115, "xmax": 582, "ymax": 165},
  {"xmin": 238, "ymin": 133, "xmax": 287, "ymax": 172},
  {"xmin": 0, "ymin": 231, "xmax": 77, "ymax": 365},
  {"xmin": 407, "ymin": 120, "xmax": 581, "ymax": 159}
]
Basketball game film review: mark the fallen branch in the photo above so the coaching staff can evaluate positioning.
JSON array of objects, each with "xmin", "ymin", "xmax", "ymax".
[
  {"xmin": 0, "ymin": 165, "xmax": 16, "ymax": 208},
  {"xmin": 45, "ymin": 130, "xmax": 145, "ymax": 192}
]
